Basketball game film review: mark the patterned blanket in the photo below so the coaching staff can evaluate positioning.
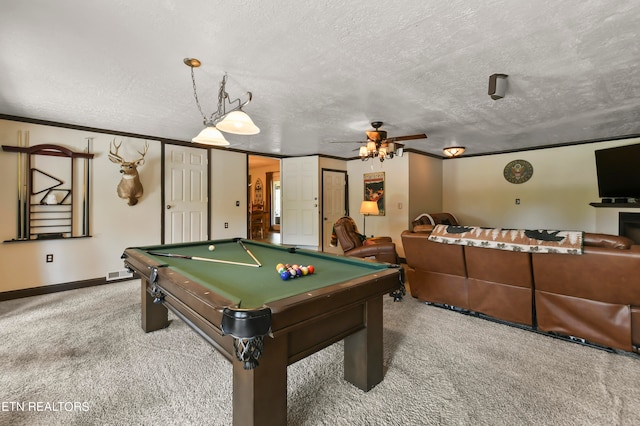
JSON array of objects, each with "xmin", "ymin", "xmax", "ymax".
[{"xmin": 428, "ymin": 225, "xmax": 584, "ymax": 255}]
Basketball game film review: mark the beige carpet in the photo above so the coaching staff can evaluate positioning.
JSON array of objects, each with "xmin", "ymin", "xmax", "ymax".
[{"xmin": 1, "ymin": 280, "xmax": 639, "ymax": 425}]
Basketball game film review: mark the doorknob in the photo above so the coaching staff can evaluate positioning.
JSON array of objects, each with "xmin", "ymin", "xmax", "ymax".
[{"xmin": 166, "ymin": 204, "xmax": 173, "ymax": 209}]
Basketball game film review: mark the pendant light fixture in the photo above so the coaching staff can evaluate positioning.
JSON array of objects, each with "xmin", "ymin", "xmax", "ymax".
[{"xmin": 184, "ymin": 58, "xmax": 260, "ymax": 145}]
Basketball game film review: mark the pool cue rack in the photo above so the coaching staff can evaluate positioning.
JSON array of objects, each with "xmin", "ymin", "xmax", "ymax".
[{"xmin": 2, "ymin": 133, "xmax": 94, "ymax": 242}]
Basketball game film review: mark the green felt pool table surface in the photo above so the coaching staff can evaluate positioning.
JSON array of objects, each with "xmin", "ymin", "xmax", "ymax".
[{"xmin": 129, "ymin": 238, "xmax": 393, "ymax": 309}]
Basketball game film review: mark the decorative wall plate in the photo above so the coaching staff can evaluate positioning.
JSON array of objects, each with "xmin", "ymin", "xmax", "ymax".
[{"xmin": 503, "ymin": 159, "xmax": 533, "ymax": 184}]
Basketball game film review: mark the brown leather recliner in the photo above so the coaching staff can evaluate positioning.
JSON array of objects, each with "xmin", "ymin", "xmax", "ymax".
[{"xmin": 332, "ymin": 217, "xmax": 399, "ymax": 264}]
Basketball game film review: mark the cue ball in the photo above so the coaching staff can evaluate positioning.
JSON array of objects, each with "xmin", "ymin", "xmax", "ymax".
[{"xmin": 208, "ymin": 245, "xmax": 215, "ymax": 251}]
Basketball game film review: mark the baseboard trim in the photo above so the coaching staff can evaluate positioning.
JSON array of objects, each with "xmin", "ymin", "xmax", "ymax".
[{"xmin": 0, "ymin": 274, "xmax": 139, "ymax": 302}]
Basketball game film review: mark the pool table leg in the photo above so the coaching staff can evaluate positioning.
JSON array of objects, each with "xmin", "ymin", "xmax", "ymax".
[
  {"xmin": 343, "ymin": 296, "xmax": 384, "ymax": 391},
  {"xmin": 232, "ymin": 334, "xmax": 288, "ymax": 426},
  {"xmin": 141, "ymin": 279, "xmax": 168, "ymax": 332}
]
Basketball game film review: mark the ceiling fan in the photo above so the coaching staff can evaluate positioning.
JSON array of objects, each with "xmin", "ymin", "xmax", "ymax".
[{"xmin": 331, "ymin": 121, "xmax": 427, "ymax": 162}]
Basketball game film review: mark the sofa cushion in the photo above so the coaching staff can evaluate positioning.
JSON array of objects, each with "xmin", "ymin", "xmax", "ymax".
[{"xmin": 583, "ymin": 233, "xmax": 634, "ymax": 249}]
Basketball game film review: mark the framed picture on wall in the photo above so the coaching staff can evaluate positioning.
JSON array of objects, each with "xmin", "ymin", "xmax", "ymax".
[{"xmin": 363, "ymin": 172, "xmax": 385, "ymax": 215}]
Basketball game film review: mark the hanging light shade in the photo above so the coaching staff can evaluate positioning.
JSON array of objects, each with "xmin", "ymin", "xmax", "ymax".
[
  {"xmin": 378, "ymin": 145, "xmax": 387, "ymax": 159},
  {"xmin": 386, "ymin": 142, "xmax": 395, "ymax": 154},
  {"xmin": 184, "ymin": 58, "xmax": 259, "ymax": 143},
  {"xmin": 215, "ymin": 110, "xmax": 260, "ymax": 135},
  {"xmin": 442, "ymin": 146, "xmax": 466, "ymax": 158},
  {"xmin": 191, "ymin": 126, "xmax": 230, "ymax": 146}
]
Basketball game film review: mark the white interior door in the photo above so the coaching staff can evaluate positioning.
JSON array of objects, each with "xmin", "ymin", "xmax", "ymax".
[
  {"xmin": 322, "ymin": 170, "xmax": 346, "ymax": 253},
  {"xmin": 164, "ymin": 144, "xmax": 208, "ymax": 243},
  {"xmin": 281, "ymin": 156, "xmax": 319, "ymax": 247}
]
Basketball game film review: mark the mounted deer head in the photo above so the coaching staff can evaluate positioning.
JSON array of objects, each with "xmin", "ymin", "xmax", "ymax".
[{"xmin": 109, "ymin": 140, "xmax": 148, "ymax": 206}]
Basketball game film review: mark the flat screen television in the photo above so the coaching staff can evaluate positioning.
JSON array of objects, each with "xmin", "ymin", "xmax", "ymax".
[{"xmin": 594, "ymin": 143, "xmax": 640, "ymax": 200}]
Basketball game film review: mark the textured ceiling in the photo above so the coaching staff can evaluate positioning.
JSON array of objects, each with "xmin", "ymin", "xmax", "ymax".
[{"xmin": 1, "ymin": 1, "xmax": 640, "ymax": 159}]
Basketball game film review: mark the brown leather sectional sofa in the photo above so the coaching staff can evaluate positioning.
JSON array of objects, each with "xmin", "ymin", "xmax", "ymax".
[{"xmin": 402, "ymin": 224, "xmax": 640, "ymax": 354}]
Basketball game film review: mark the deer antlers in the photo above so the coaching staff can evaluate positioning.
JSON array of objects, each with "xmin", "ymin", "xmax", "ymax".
[
  {"xmin": 109, "ymin": 139, "xmax": 148, "ymax": 164},
  {"xmin": 108, "ymin": 140, "xmax": 124, "ymax": 163}
]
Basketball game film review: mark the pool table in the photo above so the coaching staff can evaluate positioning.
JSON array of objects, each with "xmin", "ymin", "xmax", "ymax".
[{"xmin": 122, "ymin": 238, "xmax": 404, "ymax": 426}]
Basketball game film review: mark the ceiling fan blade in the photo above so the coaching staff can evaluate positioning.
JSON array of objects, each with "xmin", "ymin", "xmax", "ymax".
[
  {"xmin": 329, "ymin": 140, "xmax": 365, "ymax": 144},
  {"xmin": 391, "ymin": 133, "xmax": 428, "ymax": 142}
]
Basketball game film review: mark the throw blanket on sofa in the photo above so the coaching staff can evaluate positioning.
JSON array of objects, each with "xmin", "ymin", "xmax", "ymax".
[{"xmin": 428, "ymin": 225, "xmax": 584, "ymax": 254}]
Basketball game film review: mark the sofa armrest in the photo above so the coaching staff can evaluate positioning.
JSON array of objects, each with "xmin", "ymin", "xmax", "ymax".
[
  {"xmin": 584, "ymin": 232, "xmax": 634, "ymax": 249},
  {"xmin": 364, "ymin": 236, "xmax": 392, "ymax": 245},
  {"xmin": 345, "ymin": 242, "xmax": 398, "ymax": 264},
  {"xmin": 413, "ymin": 224, "xmax": 434, "ymax": 233}
]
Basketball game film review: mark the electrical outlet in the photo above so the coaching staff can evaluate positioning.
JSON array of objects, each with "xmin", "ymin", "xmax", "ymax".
[
  {"xmin": 515, "ymin": 198, "xmax": 521, "ymax": 205},
  {"xmin": 46, "ymin": 254, "xmax": 53, "ymax": 263},
  {"xmin": 224, "ymin": 222, "xmax": 229, "ymax": 228}
]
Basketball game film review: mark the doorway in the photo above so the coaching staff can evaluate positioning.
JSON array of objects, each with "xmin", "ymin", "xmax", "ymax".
[
  {"xmin": 271, "ymin": 178, "xmax": 281, "ymax": 231},
  {"xmin": 322, "ymin": 169, "xmax": 347, "ymax": 254},
  {"xmin": 248, "ymin": 155, "xmax": 281, "ymax": 243}
]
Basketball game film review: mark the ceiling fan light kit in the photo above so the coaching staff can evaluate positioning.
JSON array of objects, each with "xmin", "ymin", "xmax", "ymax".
[
  {"xmin": 354, "ymin": 121, "xmax": 426, "ymax": 162},
  {"xmin": 184, "ymin": 58, "xmax": 260, "ymax": 144}
]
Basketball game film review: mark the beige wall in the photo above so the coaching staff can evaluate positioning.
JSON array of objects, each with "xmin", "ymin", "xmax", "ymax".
[
  {"xmin": 0, "ymin": 119, "xmax": 252, "ymax": 292},
  {"xmin": 0, "ymin": 120, "xmax": 162, "ymax": 292},
  {"xmin": 211, "ymin": 150, "xmax": 249, "ymax": 239},
  {"xmin": 442, "ymin": 137, "xmax": 640, "ymax": 231},
  {"xmin": 347, "ymin": 154, "xmax": 410, "ymax": 257},
  {"xmin": 408, "ymin": 152, "xmax": 443, "ymax": 222},
  {"xmin": 3, "ymin": 117, "xmax": 639, "ymax": 292}
]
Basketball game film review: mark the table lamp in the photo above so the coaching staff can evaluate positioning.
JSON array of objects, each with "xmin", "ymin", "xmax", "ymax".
[{"xmin": 359, "ymin": 200, "xmax": 379, "ymax": 237}]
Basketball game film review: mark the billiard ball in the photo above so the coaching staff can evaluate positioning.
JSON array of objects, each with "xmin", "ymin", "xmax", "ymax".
[
  {"xmin": 208, "ymin": 245, "xmax": 215, "ymax": 251},
  {"xmin": 280, "ymin": 271, "xmax": 290, "ymax": 280},
  {"xmin": 276, "ymin": 263, "xmax": 285, "ymax": 272},
  {"xmin": 301, "ymin": 266, "xmax": 309, "ymax": 275},
  {"xmin": 307, "ymin": 265, "xmax": 315, "ymax": 274}
]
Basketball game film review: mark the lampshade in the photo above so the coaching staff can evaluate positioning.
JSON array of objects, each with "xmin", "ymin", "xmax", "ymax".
[
  {"xmin": 443, "ymin": 146, "xmax": 466, "ymax": 158},
  {"xmin": 191, "ymin": 126, "xmax": 230, "ymax": 146},
  {"xmin": 215, "ymin": 110, "xmax": 260, "ymax": 135},
  {"xmin": 386, "ymin": 142, "xmax": 395, "ymax": 153},
  {"xmin": 359, "ymin": 146, "xmax": 368, "ymax": 157},
  {"xmin": 366, "ymin": 141, "xmax": 377, "ymax": 152},
  {"xmin": 359, "ymin": 200, "xmax": 379, "ymax": 215}
]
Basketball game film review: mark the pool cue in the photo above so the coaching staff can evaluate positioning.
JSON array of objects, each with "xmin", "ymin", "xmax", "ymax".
[
  {"xmin": 83, "ymin": 138, "xmax": 92, "ymax": 236},
  {"xmin": 23, "ymin": 131, "xmax": 29, "ymax": 239},
  {"xmin": 17, "ymin": 131, "xmax": 22, "ymax": 239},
  {"xmin": 147, "ymin": 251, "xmax": 260, "ymax": 268},
  {"xmin": 237, "ymin": 240, "xmax": 262, "ymax": 267}
]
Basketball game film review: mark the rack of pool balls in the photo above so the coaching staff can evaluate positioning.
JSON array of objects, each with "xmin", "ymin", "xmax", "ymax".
[{"xmin": 276, "ymin": 263, "xmax": 315, "ymax": 281}]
